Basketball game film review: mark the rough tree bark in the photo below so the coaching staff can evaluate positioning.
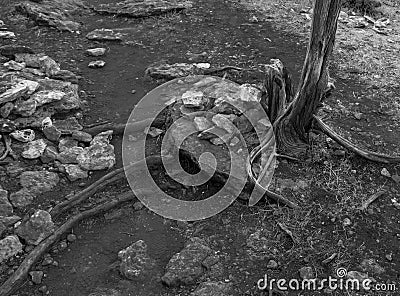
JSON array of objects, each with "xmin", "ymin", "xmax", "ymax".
[{"xmin": 274, "ymin": 0, "xmax": 342, "ymax": 156}]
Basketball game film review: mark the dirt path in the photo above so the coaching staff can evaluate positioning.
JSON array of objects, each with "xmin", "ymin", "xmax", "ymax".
[{"xmin": 1, "ymin": 0, "xmax": 399, "ymax": 296}]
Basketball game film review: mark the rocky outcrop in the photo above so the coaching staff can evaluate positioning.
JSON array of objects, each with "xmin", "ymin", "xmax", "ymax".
[
  {"xmin": 93, "ymin": 0, "xmax": 193, "ymax": 18},
  {"xmin": 15, "ymin": 0, "xmax": 87, "ymax": 32}
]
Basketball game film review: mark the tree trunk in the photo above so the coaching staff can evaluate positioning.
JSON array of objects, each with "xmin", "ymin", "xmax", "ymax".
[{"xmin": 274, "ymin": 0, "xmax": 342, "ymax": 156}]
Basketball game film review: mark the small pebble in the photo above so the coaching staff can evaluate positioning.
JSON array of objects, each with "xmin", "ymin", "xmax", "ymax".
[
  {"xmin": 59, "ymin": 241, "xmax": 68, "ymax": 249},
  {"xmin": 131, "ymin": 89, "xmax": 136, "ymax": 94},
  {"xmin": 266, "ymin": 259, "xmax": 278, "ymax": 269},
  {"xmin": 343, "ymin": 218, "xmax": 352, "ymax": 227},
  {"xmin": 67, "ymin": 233, "xmax": 77, "ymax": 242}
]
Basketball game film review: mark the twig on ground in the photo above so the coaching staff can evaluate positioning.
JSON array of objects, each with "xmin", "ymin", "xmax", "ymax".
[
  {"xmin": 314, "ymin": 115, "xmax": 400, "ymax": 164},
  {"xmin": 359, "ymin": 190, "xmax": 386, "ymax": 211}
]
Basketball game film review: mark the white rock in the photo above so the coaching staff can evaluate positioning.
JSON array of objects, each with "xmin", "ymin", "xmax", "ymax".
[
  {"xmin": 0, "ymin": 31, "xmax": 15, "ymax": 39},
  {"xmin": 381, "ymin": 168, "xmax": 391, "ymax": 178},
  {"xmin": 21, "ymin": 139, "xmax": 47, "ymax": 159},
  {"xmin": 0, "ymin": 235, "xmax": 23, "ymax": 263},
  {"xmin": 86, "ymin": 48, "xmax": 107, "ymax": 57},
  {"xmin": 4, "ymin": 60, "xmax": 26, "ymax": 71},
  {"xmin": 10, "ymin": 129, "xmax": 35, "ymax": 143},
  {"xmin": 88, "ymin": 60, "xmax": 106, "ymax": 68}
]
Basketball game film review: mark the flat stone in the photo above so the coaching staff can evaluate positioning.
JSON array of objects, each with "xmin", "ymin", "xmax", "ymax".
[
  {"xmin": 40, "ymin": 145, "xmax": 58, "ymax": 163},
  {"xmin": 58, "ymin": 137, "xmax": 78, "ymax": 151},
  {"xmin": 29, "ymin": 270, "xmax": 44, "ymax": 284},
  {"xmin": 88, "ymin": 288, "xmax": 121, "ymax": 296},
  {"xmin": 62, "ymin": 164, "xmax": 88, "ymax": 181},
  {"xmin": 9, "ymin": 189, "xmax": 35, "ymax": 208},
  {"xmin": 0, "ymin": 31, "xmax": 15, "ymax": 39},
  {"xmin": 118, "ymin": 240, "xmax": 155, "ymax": 280},
  {"xmin": 0, "ymin": 189, "xmax": 13, "ymax": 216},
  {"xmin": 19, "ymin": 170, "xmax": 59, "ymax": 195},
  {"xmin": 0, "ymin": 102, "xmax": 14, "ymax": 118},
  {"xmin": 86, "ymin": 29, "xmax": 125, "ymax": 41},
  {"xmin": 31, "ymin": 90, "xmax": 65, "ymax": 106},
  {"xmin": 4, "ymin": 60, "xmax": 26, "ymax": 71},
  {"xmin": 0, "ymin": 215, "xmax": 21, "ymax": 227},
  {"xmin": 10, "ymin": 129, "xmax": 35, "ymax": 142},
  {"xmin": 57, "ymin": 146, "xmax": 84, "ymax": 164},
  {"xmin": 193, "ymin": 117, "xmax": 213, "ymax": 131},
  {"xmin": 0, "ymin": 80, "xmax": 39, "ymax": 104},
  {"xmin": 91, "ymin": 130, "xmax": 113, "ymax": 145},
  {"xmin": 0, "ymin": 45, "xmax": 34, "ymax": 59},
  {"xmin": 94, "ymin": 0, "xmax": 193, "ymax": 18},
  {"xmin": 15, "ymin": 210, "xmax": 55, "ymax": 245},
  {"xmin": 88, "ymin": 60, "xmax": 106, "ymax": 68},
  {"xmin": 43, "ymin": 125, "xmax": 62, "ymax": 142},
  {"xmin": 77, "ymin": 142, "xmax": 115, "ymax": 171},
  {"xmin": 190, "ymin": 281, "xmax": 232, "ymax": 296},
  {"xmin": 21, "ymin": 139, "xmax": 47, "ymax": 159},
  {"xmin": 0, "ymin": 235, "xmax": 23, "ymax": 263},
  {"xmin": 72, "ymin": 130, "xmax": 92, "ymax": 142},
  {"xmin": 86, "ymin": 48, "xmax": 106, "ymax": 57},
  {"xmin": 14, "ymin": 98, "xmax": 37, "ymax": 116},
  {"xmin": 15, "ymin": 0, "xmax": 84, "ymax": 32},
  {"xmin": 161, "ymin": 237, "xmax": 213, "ymax": 287},
  {"xmin": 53, "ymin": 117, "xmax": 82, "ymax": 134}
]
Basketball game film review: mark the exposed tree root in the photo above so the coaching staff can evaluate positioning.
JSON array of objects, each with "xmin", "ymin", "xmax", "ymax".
[
  {"xmin": 314, "ymin": 115, "xmax": 400, "ymax": 163},
  {"xmin": 0, "ymin": 191, "xmax": 141, "ymax": 296},
  {"xmin": 50, "ymin": 156, "xmax": 165, "ymax": 218}
]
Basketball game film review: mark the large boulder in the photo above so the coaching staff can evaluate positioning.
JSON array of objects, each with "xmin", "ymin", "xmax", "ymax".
[{"xmin": 190, "ymin": 281, "xmax": 233, "ymax": 296}]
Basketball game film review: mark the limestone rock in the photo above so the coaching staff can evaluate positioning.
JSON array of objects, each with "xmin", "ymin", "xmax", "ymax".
[
  {"xmin": 53, "ymin": 117, "xmax": 82, "ymax": 134},
  {"xmin": 21, "ymin": 139, "xmax": 47, "ymax": 159},
  {"xmin": 190, "ymin": 281, "xmax": 233, "ymax": 296},
  {"xmin": 57, "ymin": 146, "xmax": 84, "ymax": 164},
  {"xmin": 40, "ymin": 146, "xmax": 58, "ymax": 163},
  {"xmin": 63, "ymin": 164, "xmax": 88, "ymax": 181},
  {"xmin": 161, "ymin": 237, "xmax": 213, "ymax": 287},
  {"xmin": 9, "ymin": 189, "xmax": 35, "ymax": 208},
  {"xmin": 94, "ymin": 0, "xmax": 193, "ymax": 18},
  {"xmin": 19, "ymin": 170, "xmax": 59, "ymax": 195},
  {"xmin": 43, "ymin": 125, "xmax": 61, "ymax": 142},
  {"xmin": 10, "ymin": 129, "xmax": 35, "ymax": 142},
  {"xmin": 0, "ymin": 235, "xmax": 23, "ymax": 263},
  {"xmin": 0, "ymin": 189, "xmax": 13, "ymax": 216},
  {"xmin": 15, "ymin": 0, "xmax": 84, "ymax": 32},
  {"xmin": 16, "ymin": 210, "xmax": 55, "ymax": 245},
  {"xmin": 86, "ymin": 29, "xmax": 125, "ymax": 41},
  {"xmin": 29, "ymin": 270, "xmax": 44, "ymax": 285},
  {"xmin": 86, "ymin": 48, "xmax": 106, "ymax": 57},
  {"xmin": 72, "ymin": 130, "xmax": 92, "ymax": 142},
  {"xmin": 58, "ymin": 137, "xmax": 78, "ymax": 151},
  {"xmin": 88, "ymin": 288, "xmax": 121, "ymax": 296},
  {"xmin": 118, "ymin": 240, "xmax": 155, "ymax": 280},
  {"xmin": 0, "ymin": 102, "xmax": 14, "ymax": 118},
  {"xmin": 77, "ymin": 133, "xmax": 115, "ymax": 170},
  {"xmin": 88, "ymin": 60, "xmax": 106, "ymax": 68}
]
